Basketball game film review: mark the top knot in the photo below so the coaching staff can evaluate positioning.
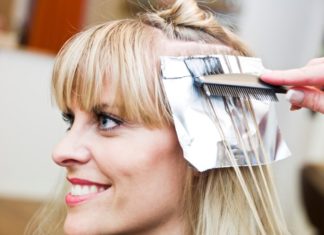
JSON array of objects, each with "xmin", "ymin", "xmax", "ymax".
[
  {"xmin": 139, "ymin": 0, "xmax": 251, "ymax": 55},
  {"xmin": 139, "ymin": 0, "xmax": 216, "ymax": 41},
  {"xmin": 156, "ymin": 0, "xmax": 214, "ymax": 29}
]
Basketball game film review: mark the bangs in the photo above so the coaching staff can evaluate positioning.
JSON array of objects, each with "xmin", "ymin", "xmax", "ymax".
[
  {"xmin": 51, "ymin": 18, "xmax": 245, "ymax": 129},
  {"xmin": 52, "ymin": 20, "xmax": 172, "ymax": 127}
]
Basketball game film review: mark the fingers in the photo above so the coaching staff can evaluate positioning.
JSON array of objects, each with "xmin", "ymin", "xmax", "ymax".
[
  {"xmin": 261, "ymin": 63, "xmax": 324, "ymax": 86},
  {"xmin": 260, "ymin": 58, "xmax": 324, "ymax": 113},
  {"xmin": 261, "ymin": 57, "xmax": 324, "ymax": 86},
  {"xmin": 286, "ymin": 87, "xmax": 324, "ymax": 114},
  {"xmin": 306, "ymin": 57, "xmax": 324, "ymax": 66}
]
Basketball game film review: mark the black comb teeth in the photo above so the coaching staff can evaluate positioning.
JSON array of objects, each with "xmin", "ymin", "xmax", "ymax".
[
  {"xmin": 184, "ymin": 56, "xmax": 285, "ymax": 102},
  {"xmin": 204, "ymin": 84, "xmax": 278, "ymax": 102}
]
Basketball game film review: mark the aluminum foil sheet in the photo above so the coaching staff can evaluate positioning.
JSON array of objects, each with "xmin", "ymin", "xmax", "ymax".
[{"xmin": 160, "ymin": 56, "xmax": 291, "ymax": 172}]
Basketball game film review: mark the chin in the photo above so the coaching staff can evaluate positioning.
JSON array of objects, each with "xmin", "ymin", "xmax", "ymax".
[
  {"xmin": 63, "ymin": 212, "xmax": 121, "ymax": 235},
  {"xmin": 64, "ymin": 214, "xmax": 98, "ymax": 235}
]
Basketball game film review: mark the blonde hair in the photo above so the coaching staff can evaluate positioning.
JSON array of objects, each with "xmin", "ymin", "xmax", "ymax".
[{"xmin": 28, "ymin": 0, "xmax": 289, "ymax": 234}]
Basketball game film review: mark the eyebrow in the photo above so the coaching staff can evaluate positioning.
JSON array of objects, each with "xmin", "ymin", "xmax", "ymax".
[
  {"xmin": 92, "ymin": 103, "xmax": 120, "ymax": 114},
  {"xmin": 93, "ymin": 103, "xmax": 111, "ymax": 111}
]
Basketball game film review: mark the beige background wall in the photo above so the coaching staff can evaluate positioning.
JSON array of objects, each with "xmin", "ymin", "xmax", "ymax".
[
  {"xmin": 0, "ymin": 49, "xmax": 63, "ymax": 200},
  {"xmin": 85, "ymin": 0, "xmax": 131, "ymax": 26}
]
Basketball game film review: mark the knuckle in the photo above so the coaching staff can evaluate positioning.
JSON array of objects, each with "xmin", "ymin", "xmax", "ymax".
[{"xmin": 307, "ymin": 91, "xmax": 324, "ymax": 113}]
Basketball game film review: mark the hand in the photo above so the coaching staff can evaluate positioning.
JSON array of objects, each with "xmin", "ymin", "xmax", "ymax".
[{"xmin": 261, "ymin": 58, "xmax": 324, "ymax": 113}]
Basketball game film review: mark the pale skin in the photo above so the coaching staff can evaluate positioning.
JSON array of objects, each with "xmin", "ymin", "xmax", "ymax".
[
  {"xmin": 52, "ymin": 37, "xmax": 236, "ymax": 235},
  {"xmin": 52, "ymin": 80, "xmax": 188, "ymax": 235},
  {"xmin": 261, "ymin": 57, "xmax": 324, "ymax": 114}
]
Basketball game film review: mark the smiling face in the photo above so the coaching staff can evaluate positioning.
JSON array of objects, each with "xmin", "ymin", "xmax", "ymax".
[
  {"xmin": 51, "ymin": 17, "xmax": 234, "ymax": 235},
  {"xmin": 51, "ymin": 19, "xmax": 191, "ymax": 235},
  {"xmin": 52, "ymin": 82, "xmax": 188, "ymax": 234}
]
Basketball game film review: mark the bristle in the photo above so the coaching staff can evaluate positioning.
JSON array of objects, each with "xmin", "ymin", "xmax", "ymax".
[
  {"xmin": 184, "ymin": 57, "xmax": 224, "ymax": 77},
  {"xmin": 205, "ymin": 84, "xmax": 278, "ymax": 102}
]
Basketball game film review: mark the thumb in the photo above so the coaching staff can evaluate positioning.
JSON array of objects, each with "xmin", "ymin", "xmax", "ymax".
[{"xmin": 286, "ymin": 87, "xmax": 324, "ymax": 114}]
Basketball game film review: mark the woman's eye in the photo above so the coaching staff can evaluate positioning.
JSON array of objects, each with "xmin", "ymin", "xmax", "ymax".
[
  {"xmin": 98, "ymin": 113, "xmax": 122, "ymax": 131},
  {"xmin": 62, "ymin": 113, "xmax": 74, "ymax": 130}
]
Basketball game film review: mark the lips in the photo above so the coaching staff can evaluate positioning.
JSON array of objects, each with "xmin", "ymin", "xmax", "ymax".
[{"xmin": 66, "ymin": 177, "xmax": 111, "ymax": 206}]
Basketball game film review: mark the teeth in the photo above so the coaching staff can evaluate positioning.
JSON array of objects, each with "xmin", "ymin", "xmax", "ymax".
[
  {"xmin": 81, "ymin": 185, "xmax": 90, "ymax": 195},
  {"xmin": 90, "ymin": 185, "xmax": 97, "ymax": 193},
  {"xmin": 71, "ymin": 184, "xmax": 106, "ymax": 196}
]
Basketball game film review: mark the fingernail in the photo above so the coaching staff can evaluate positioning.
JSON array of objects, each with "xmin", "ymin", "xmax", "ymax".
[{"xmin": 286, "ymin": 89, "xmax": 304, "ymax": 104}]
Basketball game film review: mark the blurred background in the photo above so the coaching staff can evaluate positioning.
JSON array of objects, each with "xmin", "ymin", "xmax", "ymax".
[{"xmin": 0, "ymin": 0, "xmax": 323, "ymax": 234}]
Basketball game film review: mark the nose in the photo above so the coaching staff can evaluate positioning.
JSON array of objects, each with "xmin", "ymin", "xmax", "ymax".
[{"xmin": 52, "ymin": 128, "xmax": 91, "ymax": 167}]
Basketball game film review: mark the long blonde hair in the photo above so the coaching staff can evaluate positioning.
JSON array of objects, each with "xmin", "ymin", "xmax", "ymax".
[{"xmin": 27, "ymin": 0, "xmax": 289, "ymax": 234}]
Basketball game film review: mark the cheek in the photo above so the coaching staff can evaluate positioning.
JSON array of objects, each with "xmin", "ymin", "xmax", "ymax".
[
  {"xmin": 91, "ymin": 127, "xmax": 188, "ymax": 211},
  {"xmin": 88, "ymin": 127, "xmax": 188, "ymax": 229},
  {"xmin": 94, "ymin": 127, "xmax": 185, "ymax": 178}
]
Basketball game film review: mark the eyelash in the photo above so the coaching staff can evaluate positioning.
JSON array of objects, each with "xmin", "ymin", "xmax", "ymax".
[
  {"xmin": 61, "ymin": 112, "xmax": 123, "ymax": 132},
  {"xmin": 62, "ymin": 113, "xmax": 73, "ymax": 131},
  {"xmin": 96, "ymin": 112, "xmax": 123, "ymax": 131}
]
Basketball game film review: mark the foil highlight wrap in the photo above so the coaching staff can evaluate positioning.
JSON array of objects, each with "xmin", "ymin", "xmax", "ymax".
[{"xmin": 160, "ymin": 56, "xmax": 290, "ymax": 172}]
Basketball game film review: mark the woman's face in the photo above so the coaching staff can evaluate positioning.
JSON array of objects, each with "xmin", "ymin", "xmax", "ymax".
[{"xmin": 52, "ymin": 82, "xmax": 188, "ymax": 235}]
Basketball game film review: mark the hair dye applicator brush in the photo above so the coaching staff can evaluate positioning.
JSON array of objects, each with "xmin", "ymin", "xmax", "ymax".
[{"xmin": 184, "ymin": 55, "xmax": 286, "ymax": 102}]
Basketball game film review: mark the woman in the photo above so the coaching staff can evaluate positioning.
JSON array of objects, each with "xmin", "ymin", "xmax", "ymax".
[{"xmin": 29, "ymin": 0, "xmax": 290, "ymax": 234}]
